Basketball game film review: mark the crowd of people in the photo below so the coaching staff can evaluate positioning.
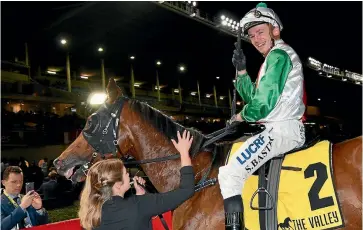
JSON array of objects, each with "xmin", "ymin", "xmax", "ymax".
[
  {"xmin": 1, "ymin": 157, "xmax": 82, "ymax": 206},
  {"xmin": 1, "ymin": 108, "xmax": 86, "ymax": 145}
]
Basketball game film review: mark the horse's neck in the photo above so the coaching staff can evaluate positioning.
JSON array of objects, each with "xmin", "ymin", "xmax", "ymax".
[
  {"xmin": 132, "ymin": 131, "xmax": 182, "ymax": 192},
  {"xmin": 128, "ymin": 128, "xmax": 213, "ymax": 193},
  {"xmin": 124, "ymin": 105, "xmax": 215, "ymax": 192}
]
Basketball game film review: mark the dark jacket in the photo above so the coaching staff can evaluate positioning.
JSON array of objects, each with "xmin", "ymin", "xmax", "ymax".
[
  {"xmin": 93, "ymin": 166, "xmax": 195, "ymax": 230},
  {"xmin": 1, "ymin": 193, "xmax": 49, "ymax": 230},
  {"xmin": 37, "ymin": 180, "xmax": 59, "ymax": 200}
]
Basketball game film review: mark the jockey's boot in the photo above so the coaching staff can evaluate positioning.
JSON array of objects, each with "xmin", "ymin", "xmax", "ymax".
[{"xmin": 224, "ymin": 195, "xmax": 245, "ymax": 230}]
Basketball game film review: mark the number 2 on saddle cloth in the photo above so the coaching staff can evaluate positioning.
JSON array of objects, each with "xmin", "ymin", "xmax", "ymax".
[{"xmin": 228, "ymin": 140, "xmax": 344, "ymax": 230}]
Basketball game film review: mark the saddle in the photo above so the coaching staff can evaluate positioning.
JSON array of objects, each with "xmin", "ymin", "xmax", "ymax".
[
  {"xmin": 202, "ymin": 121, "xmax": 320, "ymax": 157},
  {"xmin": 201, "ymin": 122, "xmax": 322, "ymax": 229}
]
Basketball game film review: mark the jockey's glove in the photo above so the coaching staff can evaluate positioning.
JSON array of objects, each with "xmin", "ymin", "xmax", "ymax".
[
  {"xmin": 232, "ymin": 42, "xmax": 246, "ymax": 71},
  {"xmin": 227, "ymin": 114, "xmax": 241, "ymax": 125}
]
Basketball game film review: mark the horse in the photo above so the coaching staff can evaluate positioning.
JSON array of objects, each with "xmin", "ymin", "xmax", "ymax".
[
  {"xmin": 277, "ymin": 217, "xmax": 293, "ymax": 230},
  {"xmin": 54, "ymin": 78, "xmax": 362, "ymax": 229}
]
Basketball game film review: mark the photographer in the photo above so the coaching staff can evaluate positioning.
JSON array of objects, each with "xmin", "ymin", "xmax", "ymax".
[{"xmin": 1, "ymin": 166, "xmax": 48, "ymax": 230}]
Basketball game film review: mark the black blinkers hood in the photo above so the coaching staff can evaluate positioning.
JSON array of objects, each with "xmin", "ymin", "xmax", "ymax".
[{"xmin": 82, "ymin": 97, "xmax": 126, "ymax": 156}]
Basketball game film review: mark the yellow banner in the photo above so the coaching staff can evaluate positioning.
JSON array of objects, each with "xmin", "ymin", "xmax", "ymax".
[{"xmin": 229, "ymin": 140, "xmax": 344, "ymax": 230}]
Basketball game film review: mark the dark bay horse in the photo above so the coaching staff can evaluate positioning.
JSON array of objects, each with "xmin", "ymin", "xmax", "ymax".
[{"xmin": 54, "ymin": 79, "xmax": 362, "ymax": 229}]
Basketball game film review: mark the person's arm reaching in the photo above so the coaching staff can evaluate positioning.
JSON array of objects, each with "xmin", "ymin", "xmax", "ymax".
[{"xmin": 134, "ymin": 130, "xmax": 195, "ymax": 218}]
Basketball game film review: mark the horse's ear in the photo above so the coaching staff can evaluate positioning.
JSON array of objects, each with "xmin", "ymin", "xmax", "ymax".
[{"xmin": 106, "ymin": 78, "xmax": 123, "ymax": 104}]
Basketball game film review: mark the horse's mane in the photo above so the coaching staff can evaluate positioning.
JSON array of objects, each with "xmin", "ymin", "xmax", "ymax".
[{"xmin": 128, "ymin": 99, "xmax": 207, "ymax": 156}]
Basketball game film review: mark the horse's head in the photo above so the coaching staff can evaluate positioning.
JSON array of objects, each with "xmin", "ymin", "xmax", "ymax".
[
  {"xmin": 55, "ymin": 77, "xmax": 207, "ymax": 192},
  {"xmin": 54, "ymin": 78, "xmax": 131, "ymax": 182}
]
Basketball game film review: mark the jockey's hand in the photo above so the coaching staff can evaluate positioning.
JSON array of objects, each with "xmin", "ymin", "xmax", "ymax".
[
  {"xmin": 232, "ymin": 42, "xmax": 246, "ymax": 71},
  {"xmin": 228, "ymin": 113, "xmax": 243, "ymax": 125},
  {"xmin": 171, "ymin": 130, "xmax": 193, "ymax": 167}
]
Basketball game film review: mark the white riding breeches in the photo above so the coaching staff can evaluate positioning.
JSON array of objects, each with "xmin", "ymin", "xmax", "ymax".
[{"xmin": 218, "ymin": 119, "xmax": 305, "ymax": 199}]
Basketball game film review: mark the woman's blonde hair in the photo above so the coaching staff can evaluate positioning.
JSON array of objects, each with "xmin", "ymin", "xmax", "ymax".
[{"xmin": 78, "ymin": 158, "xmax": 125, "ymax": 230}]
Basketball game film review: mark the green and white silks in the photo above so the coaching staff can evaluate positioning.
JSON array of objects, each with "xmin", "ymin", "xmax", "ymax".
[
  {"xmin": 218, "ymin": 40, "xmax": 306, "ymax": 199},
  {"xmin": 235, "ymin": 39, "xmax": 306, "ymax": 123}
]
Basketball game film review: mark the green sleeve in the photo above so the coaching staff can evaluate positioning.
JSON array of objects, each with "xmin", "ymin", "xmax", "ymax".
[
  {"xmin": 241, "ymin": 49, "xmax": 292, "ymax": 122},
  {"xmin": 234, "ymin": 72, "xmax": 256, "ymax": 104}
]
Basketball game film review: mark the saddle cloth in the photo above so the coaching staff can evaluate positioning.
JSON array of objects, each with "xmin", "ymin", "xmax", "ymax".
[{"xmin": 228, "ymin": 140, "xmax": 344, "ymax": 230}]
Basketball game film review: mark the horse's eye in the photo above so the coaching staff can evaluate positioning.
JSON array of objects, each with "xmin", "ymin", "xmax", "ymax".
[
  {"xmin": 84, "ymin": 118, "xmax": 92, "ymax": 129},
  {"xmin": 84, "ymin": 114, "xmax": 99, "ymax": 135}
]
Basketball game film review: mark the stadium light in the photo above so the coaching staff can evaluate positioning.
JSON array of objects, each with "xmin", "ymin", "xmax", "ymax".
[
  {"xmin": 220, "ymin": 15, "xmax": 239, "ymax": 31},
  {"xmin": 89, "ymin": 93, "xmax": 107, "ymax": 105},
  {"xmin": 60, "ymin": 39, "xmax": 67, "ymax": 45},
  {"xmin": 98, "ymin": 47, "xmax": 104, "ymax": 52}
]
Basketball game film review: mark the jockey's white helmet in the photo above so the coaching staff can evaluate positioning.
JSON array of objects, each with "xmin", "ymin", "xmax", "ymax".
[{"xmin": 240, "ymin": 2, "xmax": 283, "ymax": 36}]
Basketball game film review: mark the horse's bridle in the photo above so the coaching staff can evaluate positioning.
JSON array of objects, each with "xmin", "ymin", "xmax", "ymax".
[
  {"xmin": 79, "ymin": 96, "xmax": 184, "ymax": 176},
  {"xmin": 80, "ymin": 97, "xmax": 126, "ymax": 176},
  {"xmin": 79, "ymin": 95, "xmax": 244, "ymax": 178}
]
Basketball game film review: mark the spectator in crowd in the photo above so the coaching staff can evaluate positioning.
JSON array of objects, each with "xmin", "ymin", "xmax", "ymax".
[
  {"xmin": 78, "ymin": 130, "xmax": 195, "ymax": 230},
  {"xmin": 40, "ymin": 158, "xmax": 48, "ymax": 177},
  {"xmin": 37, "ymin": 172, "xmax": 59, "ymax": 200},
  {"xmin": 1, "ymin": 158, "xmax": 10, "ymax": 175},
  {"xmin": 1, "ymin": 166, "xmax": 48, "ymax": 230},
  {"xmin": 27, "ymin": 161, "xmax": 44, "ymax": 190}
]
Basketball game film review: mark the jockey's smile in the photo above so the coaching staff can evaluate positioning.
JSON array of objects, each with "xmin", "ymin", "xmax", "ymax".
[{"xmin": 248, "ymin": 23, "xmax": 274, "ymax": 56}]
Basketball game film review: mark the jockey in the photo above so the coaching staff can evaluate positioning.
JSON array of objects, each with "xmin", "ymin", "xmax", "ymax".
[{"xmin": 218, "ymin": 2, "xmax": 306, "ymax": 230}]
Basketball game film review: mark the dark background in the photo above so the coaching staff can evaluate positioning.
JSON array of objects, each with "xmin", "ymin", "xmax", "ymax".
[{"xmin": 1, "ymin": 1, "xmax": 362, "ymax": 135}]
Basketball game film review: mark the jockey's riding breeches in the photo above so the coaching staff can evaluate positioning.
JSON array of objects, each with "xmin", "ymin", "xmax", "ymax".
[{"xmin": 218, "ymin": 119, "xmax": 305, "ymax": 199}]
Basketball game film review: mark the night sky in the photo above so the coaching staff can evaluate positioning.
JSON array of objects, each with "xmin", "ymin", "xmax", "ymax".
[{"xmin": 1, "ymin": 1, "xmax": 362, "ymax": 134}]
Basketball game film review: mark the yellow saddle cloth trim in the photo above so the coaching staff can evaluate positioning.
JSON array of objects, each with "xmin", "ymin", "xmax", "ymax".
[{"xmin": 228, "ymin": 140, "xmax": 344, "ymax": 230}]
